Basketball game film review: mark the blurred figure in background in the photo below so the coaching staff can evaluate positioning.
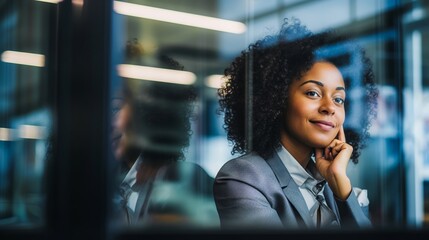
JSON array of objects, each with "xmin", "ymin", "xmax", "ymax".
[{"xmin": 110, "ymin": 41, "xmax": 219, "ymax": 229}]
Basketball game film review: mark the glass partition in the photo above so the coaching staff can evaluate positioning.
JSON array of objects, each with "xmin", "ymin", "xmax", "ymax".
[
  {"xmin": 108, "ymin": 0, "xmax": 413, "ymax": 233},
  {"xmin": 2, "ymin": 0, "xmax": 429, "ymax": 238},
  {"xmin": 0, "ymin": 0, "xmax": 56, "ymax": 228},
  {"xmin": 403, "ymin": 0, "xmax": 429, "ymax": 227}
]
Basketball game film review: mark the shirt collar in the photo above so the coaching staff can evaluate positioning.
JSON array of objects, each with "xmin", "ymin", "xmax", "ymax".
[
  {"xmin": 122, "ymin": 155, "xmax": 143, "ymax": 188},
  {"xmin": 276, "ymin": 145, "xmax": 325, "ymax": 189}
]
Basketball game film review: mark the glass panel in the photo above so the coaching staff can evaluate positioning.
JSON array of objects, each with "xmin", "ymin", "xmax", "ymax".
[
  {"xmin": 403, "ymin": 0, "xmax": 429, "ymax": 228},
  {"xmin": 424, "ymin": 180, "xmax": 429, "ymax": 227},
  {"xmin": 420, "ymin": 27, "xmax": 429, "ymax": 228},
  {"xmin": 422, "ymin": 30, "xmax": 429, "ymax": 168},
  {"xmin": 0, "ymin": 0, "xmax": 56, "ymax": 227},
  {"xmin": 110, "ymin": 0, "xmax": 235, "ymax": 230},
  {"xmin": 283, "ymin": 0, "xmax": 351, "ymax": 32},
  {"xmin": 108, "ymin": 0, "xmax": 429, "ymax": 233}
]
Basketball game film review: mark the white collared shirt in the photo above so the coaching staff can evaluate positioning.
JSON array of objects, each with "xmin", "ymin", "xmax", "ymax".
[
  {"xmin": 121, "ymin": 156, "xmax": 142, "ymax": 212},
  {"xmin": 276, "ymin": 145, "xmax": 369, "ymax": 210},
  {"xmin": 276, "ymin": 145, "xmax": 326, "ymax": 210}
]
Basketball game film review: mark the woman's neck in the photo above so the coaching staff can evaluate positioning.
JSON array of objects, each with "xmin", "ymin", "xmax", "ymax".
[
  {"xmin": 280, "ymin": 136, "xmax": 312, "ymax": 168},
  {"xmin": 123, "ymin": 149, "xmax": 142, "ymax": 169}
]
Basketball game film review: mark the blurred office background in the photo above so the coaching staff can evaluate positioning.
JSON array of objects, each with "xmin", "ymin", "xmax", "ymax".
[{"xmin": 1, "ymin": 0, "xmax": 429, "ymax": 239}]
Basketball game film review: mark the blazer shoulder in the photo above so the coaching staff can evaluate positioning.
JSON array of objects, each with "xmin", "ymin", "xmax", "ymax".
[
  {"xmin": 215, "ymin": 152, "xmax": 276, "ymax": 187},
  {"xmin": 216, "ymin": 152, "xmax": 265, "ymax": 173}
]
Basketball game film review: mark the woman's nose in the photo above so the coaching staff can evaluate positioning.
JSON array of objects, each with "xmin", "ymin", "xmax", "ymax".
[{"xmin": 318, "ymin": 98, "xmax": 335, "ymax": 115}]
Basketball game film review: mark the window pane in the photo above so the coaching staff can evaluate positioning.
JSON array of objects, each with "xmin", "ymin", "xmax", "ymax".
[
  {"xmin": 0, "ymin": 0, "xmax": 56, "ymax": 227},
  {"xmin": 108, "ymin": 0, "xmax": 429, "ymax": 234}
]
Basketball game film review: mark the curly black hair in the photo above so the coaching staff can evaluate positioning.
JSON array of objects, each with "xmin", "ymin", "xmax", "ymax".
[{"xmin": 218, "ymin": 18, "xmax": 378, "ymax": 163}]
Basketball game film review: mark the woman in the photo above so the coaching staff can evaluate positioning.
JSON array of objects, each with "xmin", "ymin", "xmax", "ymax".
[
  {"xmin": 110, "ymin": 51, "xmax": 219, "ymax": 228},
  {"xmin": 214, "ymin": 18, "xmax": 378, "ymax": 230}
]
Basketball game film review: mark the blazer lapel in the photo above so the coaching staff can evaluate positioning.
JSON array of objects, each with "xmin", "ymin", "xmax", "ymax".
[
  {"xmin": 133, "ymin": 182, "xmax": 153, "ymax": 224},
  {"xmin": 266, "ymin": 153, "xmax": 315, "ymax": 228}
]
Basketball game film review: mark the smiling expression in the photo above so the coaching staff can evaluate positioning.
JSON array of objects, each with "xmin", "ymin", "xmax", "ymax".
[{"xmin": 280, "ymin": 61, "xmax": 346, "ymax": 154}]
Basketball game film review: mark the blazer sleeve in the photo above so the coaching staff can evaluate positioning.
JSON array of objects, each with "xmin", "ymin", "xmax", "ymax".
[
  {"xmin": 334, "ymin": 189, "xmax": 372, "ymax": 229},
  {"xmin": 213, "ymin": 157, "xmax": 284, "ymax": 229}
]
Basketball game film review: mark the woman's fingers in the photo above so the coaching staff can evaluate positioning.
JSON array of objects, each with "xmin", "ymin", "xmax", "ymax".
[
  {"xmin": 315, "ymin": 148, "xmax": 324, "ymax": 159},
  {"xmin": 331, "ymin": 142, "xmax": 346, "ymax": 156},
  {"xmin": 324, "ymin": 147, "xmax": 331, "ymax": 160},
  {"xmin": 315, "ymin": 126, "xmax": 353, "ymax": 200},
  {"xmin": 319, "ymin": 126, "xmax": 350, "ymax": 161},
  {"xmin": 324, "ymin": 139, "xmax": 352, "ymax": 160},
  {"xmin": 337, "ymin": 125, "xmax": 346, "ymax": 142}
]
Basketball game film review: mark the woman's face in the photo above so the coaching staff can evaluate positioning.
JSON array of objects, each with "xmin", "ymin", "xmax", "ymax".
[
  {"xmin": 111, "ymin": 100, "xmax": 132, "ymax": 161},
  {"xmin": 281, "ymin": 61, "xmax": 346, "ymax": 150}
]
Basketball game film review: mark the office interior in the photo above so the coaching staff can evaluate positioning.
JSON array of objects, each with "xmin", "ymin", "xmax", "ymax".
[{"xmin": 1, "ymin": 0, "xmax": 429, "ymax": 239}]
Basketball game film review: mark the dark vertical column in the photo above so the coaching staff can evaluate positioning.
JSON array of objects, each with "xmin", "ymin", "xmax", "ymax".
[
  {"xmin": 392, "ymin": 0, "xmax": 406, "ymax": 227},
  {"xmin": 383, "ymin": 0, "xmax": 409, "ymax": 228},
  {"xmin": 52, "ymin": 0, "xmax": 112, "ymax": 239}
]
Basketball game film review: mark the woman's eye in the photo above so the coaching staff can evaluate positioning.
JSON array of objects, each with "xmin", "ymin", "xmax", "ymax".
[
  {"xmin": 111, "ymin": 99, "xmax": 125, "ymax": 116},
  {"xmin": 306, "ymin": 91, "xmax": 320, "ymax": 97},
  {"xmin": 334, "ymin": 97, "xmax": 345, "ymax": 105},
  {"xmin": 112, "ymin": 107, "xmax": 120, "ymax": 115}
]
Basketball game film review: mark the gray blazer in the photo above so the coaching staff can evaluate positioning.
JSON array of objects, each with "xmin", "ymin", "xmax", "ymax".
[{"xmin": 213, "ymin": 151, "xmax": 372, "ymax": 230}]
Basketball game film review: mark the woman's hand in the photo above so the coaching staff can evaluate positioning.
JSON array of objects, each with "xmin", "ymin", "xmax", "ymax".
[{"xmin": 314, "ymin": 126, "xmax": 353, "ymax": 200}]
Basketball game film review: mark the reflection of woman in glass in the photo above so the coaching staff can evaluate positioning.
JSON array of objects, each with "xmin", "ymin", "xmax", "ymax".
[
  {"xmin": 214, "ymin": 18, "xmax": 378, "ymax": 230},
  {"xmin": 111, "ymin": 52, "xmax": 218, "ymax": 228}
]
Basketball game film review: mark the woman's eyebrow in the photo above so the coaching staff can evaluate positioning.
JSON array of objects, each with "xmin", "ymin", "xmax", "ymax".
[
  {"xmin": 299, "ymin": 80, "xmax": 345, "ymax": 91},
  {"xmin": 336, "ymin": 86, "xmax": 346, "ymax": 91},
  {"xmin": 300, "ymin": 80, "xmax": 323, "ymax": 87}
]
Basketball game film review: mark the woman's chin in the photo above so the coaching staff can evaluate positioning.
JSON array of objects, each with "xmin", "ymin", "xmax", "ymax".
[
  {"xmin": 311, "ymin": 140, "xmax": 334, "ymax": 149},
  {"xmin": 114, "ymin": 148, "xmax": 125, "ymax": 161}
]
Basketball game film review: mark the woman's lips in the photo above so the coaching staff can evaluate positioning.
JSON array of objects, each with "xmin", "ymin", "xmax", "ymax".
[{"xmin": 310, "ymin": 120, "xmax": 335, "ymax": 131}]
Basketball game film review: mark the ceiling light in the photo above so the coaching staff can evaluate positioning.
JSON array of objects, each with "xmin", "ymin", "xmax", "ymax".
[
  {"xmin": 0, "ymin": 128, "xmax": 15, "ymax": 141},
  {"xmin": 18, "ymin": 125, "xmax": 46, "ymax": 140},
  {"xmin": 35, "ymin": 0, "xmax": 63, "ymax": 4},
  {"xmin": 117, "ymin": 64, "xmax": 196, "ymax": 85},
  {"xmin": 113, "ymin": 1, "xmax": 246, "ymax": 34},
  {"xmin": 205, "ymin": 74, "xmax": 226, "ymax": 88},
  {"xmin": 1, "ymin": 51, "xmax": 45, "ymax": 67}
]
